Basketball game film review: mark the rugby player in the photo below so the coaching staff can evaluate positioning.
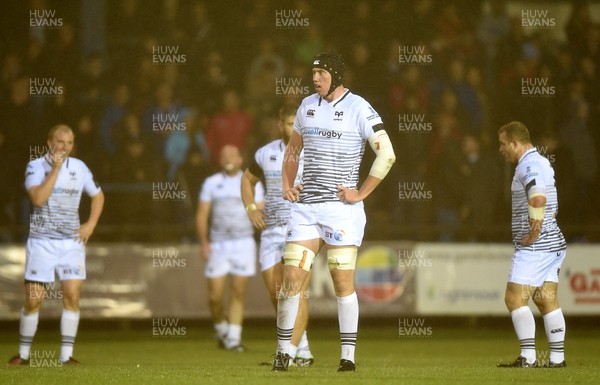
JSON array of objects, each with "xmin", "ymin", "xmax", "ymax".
[
  {"xmin": 272, "ymin": 51, "xmax": 396, "ymax": 372},
  {"xmin": 8, "ymin": 124, "xmax": 104, "ymax": 366},
  {"xmin": 497, "ymin": 121, "xmax": 567, "ymax": 368},
  {"xmin": 241, "ymin": 104, "xmax": 313, "ymax": 366},
  {"xmin": 197, "ymin": 145, "xmax": 263, "ymax": 352}
]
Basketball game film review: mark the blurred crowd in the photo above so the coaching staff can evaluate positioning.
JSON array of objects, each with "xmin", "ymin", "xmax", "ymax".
[{"xmin": 0, "ymin": 0, "xmax": 599, "ymax": 242}]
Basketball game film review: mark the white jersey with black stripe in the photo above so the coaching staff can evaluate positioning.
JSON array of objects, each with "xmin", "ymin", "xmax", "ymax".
[
  {"xmin": 294, "ymin": 90, "xmax": 383, "ymax": 203},
  {"xmin": 255, "ymin": 139, "xmax": 303, "ymax": 227},
  {"xmin": 25, "ymin": 155, "xmax": 101, "ymax": 239},
  {"xmin": 200, "ymin": 170, "xmax": 264, "ymax": 242},
  {"xmin": 511, "ymin": 148, "xmax": 566, "ymax": 252}
]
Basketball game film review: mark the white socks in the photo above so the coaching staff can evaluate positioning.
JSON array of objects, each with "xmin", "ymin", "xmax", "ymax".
[
  {"xmin": 276, "ymin": 291, "xmax": 300, "ymax": 355},
  {"xmin": 296, "ymin": 331, "xmax": 313, "ymax": 358},
  {"xmin": 60, "ymin": 309, "xmax": 80, "ymax": 362},
  {"xmin": 214, "ymin": 320, "xmax": 228, "ymax": 340},
  {"xmin": 511, "ymin": 306, "xmax": 567, "ymax": 364},
  {"xmin": 511, "ymin": 306, "xmax": 536, "ymax": 364},
  {"xmin": 19, "ymin": 308, "xmax": 39, "ymax": 360},
  {"xmin": 543, "ymin": 308, "xmax": 566, "ymax": 363},
  {"xmin": 337, "ymin": 292, "xmax": 358, "ymax": 363},
  {"xmin": 226, "ymin": 324, "xmax": 242, "ymax": 348}
]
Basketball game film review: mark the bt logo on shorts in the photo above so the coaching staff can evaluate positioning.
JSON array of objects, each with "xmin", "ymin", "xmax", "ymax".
[
  {"xmin": 325, "ymin": 229, "xmax": 345, "ymax": 242},
  {"xmin": 62, "ymin": 266, "xmax": 82, "ymax": 276}
]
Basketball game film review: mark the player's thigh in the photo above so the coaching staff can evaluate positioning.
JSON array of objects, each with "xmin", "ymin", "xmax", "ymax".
[
  {"xmin": 532, "ymin": 281, "xmax": 559, "ymax": 312},
  {"xmin": 57, "ymin": 239, "xmax": 86, "ymax": 281},
  {"xmin": 61, "ymin": 279, "xmax": 83, "ymax": 309},
  {"xmin": 25, "ymin": 238, "xmax": 59, "ymax": 283},
  {"xmin": 230, "ymin": 275, "xmax": 250, "ymax": 298},
  {"xmin": 207, "ymin": 275, "xmax": 228, "ymax": 301},
  {"xmin": 319, "ymin": 201, "xmax": 366, "ymax": 247},
  {"xmin": 261, "ymin": 262, "xmax": 283, "ymax": 295},
  {"xmin": 505, "ymin": 282, "xmax": 534, "ymax": 310}
]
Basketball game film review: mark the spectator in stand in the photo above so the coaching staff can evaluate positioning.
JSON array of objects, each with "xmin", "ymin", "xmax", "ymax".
[
  {"xmin": 458, "ymin": 135, "xmax": 500, "ymax": 241},
  {"xmin": 99, "ymin": 83, "xmax": 131, "ymax": 156},
  {"xmin": 205, "ymin": 89, "xmax": 253, "ymax": 166}
]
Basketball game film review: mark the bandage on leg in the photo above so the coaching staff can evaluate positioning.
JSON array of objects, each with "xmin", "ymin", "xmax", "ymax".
[
  {"xmin": 283, "ymin": 244, "xmax": 316, "ymax": 272},
  {"xmin": 327, "ymin": 247, "xmax": 358, "ymax": 271}
]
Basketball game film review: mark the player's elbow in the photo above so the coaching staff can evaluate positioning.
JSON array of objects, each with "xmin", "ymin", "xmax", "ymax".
[
  {"xmin": 30, "ymin": 196, "xmax": 46, "ymax": 208},
  {"xmin": 529, "ymin": 195, "xmax": 546, "ymax": 207}
]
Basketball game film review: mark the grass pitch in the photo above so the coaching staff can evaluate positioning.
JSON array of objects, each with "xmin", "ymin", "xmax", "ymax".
[{"xmin": 1, "ymin": 319, "xmax": 599, "ymax": 385}]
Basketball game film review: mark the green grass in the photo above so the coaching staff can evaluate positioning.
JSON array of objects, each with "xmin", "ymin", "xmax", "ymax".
[{"xmin": 1, "ymin": 321, "xmax": 599, "ymax": 385}]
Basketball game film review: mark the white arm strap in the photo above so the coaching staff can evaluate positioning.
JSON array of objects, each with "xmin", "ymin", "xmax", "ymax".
[{"xmin": 367, "ymin": 130, "xmax": 396, "ymax": 179}]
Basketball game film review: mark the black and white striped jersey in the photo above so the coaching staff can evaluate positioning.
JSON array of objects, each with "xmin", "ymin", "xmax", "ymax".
[
  {"xmin": 25, "ymin": 155, "xmax": 101, "ymax": 239},
  {"xmin": 294, "ymin": 90, "xmax": 383, "ymax": 203},
  {"xmin": 200, "ymin": 171, "xmax": 264, "ymax": 242},
  {"xmin": 511, "ymin": 148, "xmax": 566, "ymax": 252},
  {"xmin": 253, "ymin": 139, "xmax": 303, "ymax": 228}
]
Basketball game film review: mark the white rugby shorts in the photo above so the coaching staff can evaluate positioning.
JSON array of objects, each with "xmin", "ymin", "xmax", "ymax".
[
  {"xmin": 508, "ymin": 249, "xmax": 566, "ymax": 287},
  {"xmin": 259, "ymin": 225, "xmax": 286, "ymax": 272},
  {"xmin": 205, "ymin": 237, "xmax": 256, "ymax": 278},
  {"xmin": 286, "ymin": 201, "xmax": 366, "ymax": 246},
  {"xmin": 25, "ymin": 237, "xmax": 86, "ymax": 282}
]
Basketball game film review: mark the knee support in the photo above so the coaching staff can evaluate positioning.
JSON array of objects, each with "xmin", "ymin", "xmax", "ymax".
[
  {"xmin": 283, "ymin": 243, "xmax": 316, "ymax": 272},
  {"xmin": 327, "ymin": 247, "xmax": 358, "ymax": 271}
]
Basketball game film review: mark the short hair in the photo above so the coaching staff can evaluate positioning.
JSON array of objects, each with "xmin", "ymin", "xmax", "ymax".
[
  {"xmin": 498, "ymin": 121, "xmax": 532, "ymax": 144},
  {"xmin": 278, "ymin": 104, "xmax": 298, "ymax": 121},
  {"xmin": 48, "ymin": 124, "xmax": 74, "ymax": 140}
]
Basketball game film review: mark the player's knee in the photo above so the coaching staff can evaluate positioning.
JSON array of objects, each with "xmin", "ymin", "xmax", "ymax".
[
  {"xmin": 504, "ymin": 292, "xmax": 526, "ymax": 311},
  {"xmin": 62, "ymin": 296, "xmax": 80, "ymax": 311},
  {"xmin": 327, "ymin": 247, "xmax": 357, "ymax": 271},
  {"xmin": 532, "ymin": 291, "xmax": 558, "ymax": 311},
  {"xmin": 283, "ymin": 244, "xmax": 315, "ymax": 272}
]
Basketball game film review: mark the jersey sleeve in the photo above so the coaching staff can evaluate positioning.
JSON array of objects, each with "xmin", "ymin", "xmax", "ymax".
[
  {"xmin": 517, "ymin": 161, "xmax": 546, "ymax": 198},
  {"xmin": 254, "ymin": 180, "xmax": 265, "ymax": 203},
  {"xmin": 293, "ymin": 104, "xmax": 303, "ymax": 133},
  {"xmin": 82, "ymin": 163, "xmax": 102, "ymax": 197},
  {"xmin": 199, "ymin": 177, "xmax": 214, "ymax": 202},
  {"xmin": 24, "ymin": 161, "xmax": 45, "ymax": 191},
  {"xmin": 248, "ymin": 147, "xmax": 265, "ymax": 179},
  {"xmin": 355, "ymin": 100, "xmax": 384, "ymax": 139}
]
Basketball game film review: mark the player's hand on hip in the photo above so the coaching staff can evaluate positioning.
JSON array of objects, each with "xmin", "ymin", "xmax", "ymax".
[
  {"xmin": 520, "ymin": 233, "xmax": 536, "ymax": 246},
  {"xmin": 201, "ymin": 243, "xmax": 211, "ymax": 260},
  {"xmin": 75, "ymin": 222, "xmax": 95, "ymax": 244},
  {"xmin": 283, "ymin": 184, "xmax": 303, "ymax": 202},
  {"xmin": 248, "ymin": 209, "xmax": 266, "ymax": 230},
  {"xmin": 337, "ymin": 185, "xmax": 362, "ymax": 204}
]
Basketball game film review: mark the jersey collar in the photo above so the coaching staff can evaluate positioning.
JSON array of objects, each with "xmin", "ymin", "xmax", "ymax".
[
  {"xmin": 517, "ymin": 147, "xmax": 537, "ymax": 165},
  {"xmin": 318, "ymin": 89, "xmax": 350, "ymax": 107}
]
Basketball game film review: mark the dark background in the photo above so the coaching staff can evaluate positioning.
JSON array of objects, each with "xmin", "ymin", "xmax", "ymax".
[{"xmin": 0, "ymin": 0, "xmax": 599, "ymax": 244}]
